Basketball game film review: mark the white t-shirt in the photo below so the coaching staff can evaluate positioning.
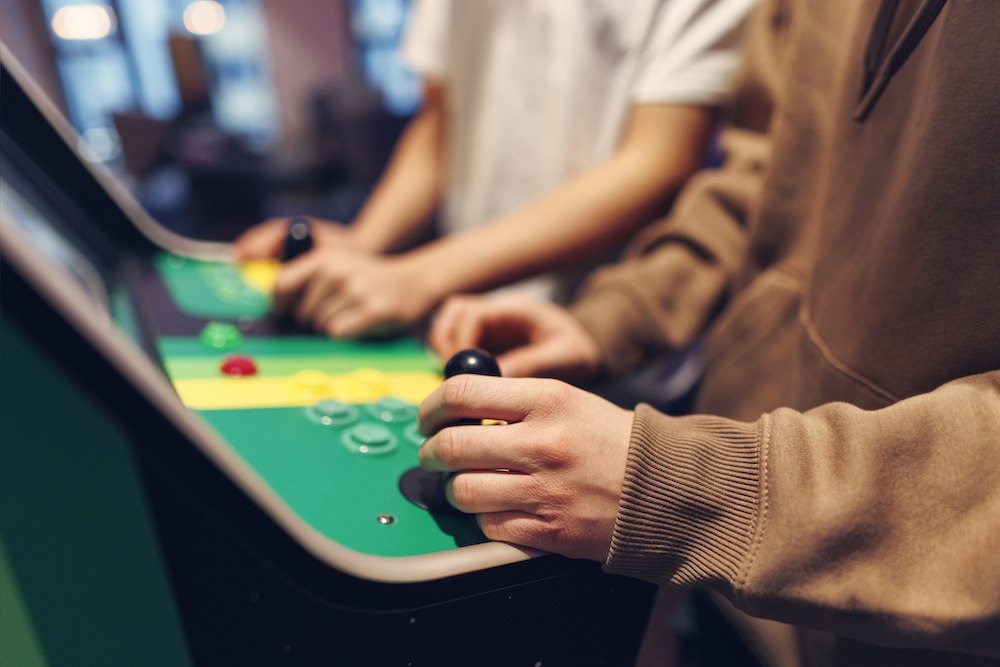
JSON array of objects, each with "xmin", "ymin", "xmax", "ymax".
[{"xmin": 403, "ymin": 0, "xmax": 757, "ymax": 301}]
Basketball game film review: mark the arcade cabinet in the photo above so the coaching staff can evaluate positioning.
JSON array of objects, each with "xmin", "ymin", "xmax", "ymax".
[{"xmin": 0, "ymin": 46, "xmax": 655, "ymax": 666}]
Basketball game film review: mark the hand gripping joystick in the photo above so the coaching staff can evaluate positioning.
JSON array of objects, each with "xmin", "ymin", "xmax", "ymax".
[{"xmin": 399, "ymin": 349, "xmax": 501, "ymax": 514}]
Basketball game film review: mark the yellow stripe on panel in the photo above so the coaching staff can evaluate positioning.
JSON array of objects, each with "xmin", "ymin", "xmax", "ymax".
[{"xmin": 173, "ymin": 368, "xmax": 440, "ymax": 410}]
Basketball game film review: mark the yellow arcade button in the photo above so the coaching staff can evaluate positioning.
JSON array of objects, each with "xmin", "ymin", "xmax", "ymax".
[
  {"xmin": 344, "ymin": 368, "xmax": 390, "ymax": 402},
  {"xmin": 292, "ymin": 369, "xmax": 333, "ymax": 400},
  {"xmin": 239, "ymin": 259, "xmax": 280, "ymax": 295}
]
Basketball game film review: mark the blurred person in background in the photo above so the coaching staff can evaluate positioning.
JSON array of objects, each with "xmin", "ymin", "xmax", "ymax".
[{"xmin": 235, "ymin": 0, "xmax": 758, "ymax": 338}]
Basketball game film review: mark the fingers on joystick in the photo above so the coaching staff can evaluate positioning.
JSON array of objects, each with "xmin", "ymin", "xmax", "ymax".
[{"xmin": 399, "ymin": 349, "xmax": 501, "ymax": 514}]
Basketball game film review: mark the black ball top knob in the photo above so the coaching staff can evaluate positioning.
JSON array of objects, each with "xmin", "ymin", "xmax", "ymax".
[
  {"xmin": 444, "ymin": 348, "xmax": 501, "ymax": 379},
  {"xmin": 443, "ymin": 349, "xmax": 501, "ymax": 427},
  {"xmin": 282, "ymin": 217, "xmax": 314, "ymax": 262}
]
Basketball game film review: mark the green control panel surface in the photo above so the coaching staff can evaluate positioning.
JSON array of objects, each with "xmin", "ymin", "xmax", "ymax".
[{"xmin": 155, "ymin": 254, "xmax": 487, "ymax": 557}]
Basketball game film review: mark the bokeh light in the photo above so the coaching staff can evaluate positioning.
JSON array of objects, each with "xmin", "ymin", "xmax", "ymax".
[
  {"xmin": 183, "ymin": 1, "xmax": 226, "ymax": 36},
  {"xmin": 51, "ymin": 5, "xmax": 117, "ymax": 41},
  {"xmin": 78, "ymin": 127, "xmax": 121, "ymax": 163}
]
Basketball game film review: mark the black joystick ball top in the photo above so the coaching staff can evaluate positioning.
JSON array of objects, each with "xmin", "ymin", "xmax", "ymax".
[
  {"xmin": 444, "ymin": 348, "xmax": 501, "ymax": 379},
  {"xmin": 444, "ymin": 349, "xmax": 501, "ymax": 426},
  {"xmin": 282, "ymin": 217, "xmax": 314, "ymax": 262},
  {"xmin": 398, "ymin": 349, "xmax": 502, "ymax": 514}
]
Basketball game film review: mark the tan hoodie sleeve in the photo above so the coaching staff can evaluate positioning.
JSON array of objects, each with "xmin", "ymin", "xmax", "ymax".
[
  {"xmin": 605, "ymin": 372, "xmax": 1000, "ymax": 656},
  {"xmin": 571, "ymin": 0, "xmax": 788, "ymax": 376},
  {"xmin": 570, "ymin": 130, "xmax": 768, "ymax": 375}
]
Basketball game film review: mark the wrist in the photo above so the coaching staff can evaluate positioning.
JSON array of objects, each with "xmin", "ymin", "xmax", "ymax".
[
  {"xmin": 400, "ymin": 248, "xmax": 454, "ymax": 310},
  {"xmin": 348, "ymin": 222, "xmax": 391, "ymax": 254}
]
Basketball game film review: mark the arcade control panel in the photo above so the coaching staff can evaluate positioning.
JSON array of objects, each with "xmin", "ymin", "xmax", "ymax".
[{"xmin": 149, "ymin": 250, "xmax": 488, "ymax": 558}]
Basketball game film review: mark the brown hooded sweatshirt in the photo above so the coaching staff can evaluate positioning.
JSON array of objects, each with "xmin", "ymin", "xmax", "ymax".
[{"xmin": 571, "ymin": 0, "xmax": 1000, "ymax": 663}]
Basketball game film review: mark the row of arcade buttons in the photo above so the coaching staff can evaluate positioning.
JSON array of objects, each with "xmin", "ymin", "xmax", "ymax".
[
  {"xmin": 200, "ymin": 322, "xmax": 425, "ymax": 456},
  {"xmin": 198, "ymin": 320, "xmax": 428, "ymax": 457},
  {"xmin": 306, "ymin": 397, "xmax": 426, "ymax": 456}
]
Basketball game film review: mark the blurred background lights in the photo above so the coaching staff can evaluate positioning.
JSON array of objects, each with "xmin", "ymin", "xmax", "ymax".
[
  {"xmin": 184, "ymin": 1, "xmax": 226, "ymax": 36},
  {"xmin": 78, "ymin": 127, "xmax": 122, "ymax": 163},
  {"xmin": 51, "ymin": 5, "xmax": 117, "ymax": 41}
]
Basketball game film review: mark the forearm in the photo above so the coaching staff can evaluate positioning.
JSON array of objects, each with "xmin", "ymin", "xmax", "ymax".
[
  {"xmin": 570, "ymin": 0, "xmax": 787, "ymax": 374},
  {"xmin": 408, "ymin": 104, "xmax": 716, "ymax": 299},
  {"xmin": 608, "ymin": 372, "xmax": 1000, "ymax": 655},
  {"xmin": 350, "ymin": 89, "xmax": 446, "ymax": 253},
  {"xmin": 572, "ymin": 128, "xmax": 770, "ymax": 374}
]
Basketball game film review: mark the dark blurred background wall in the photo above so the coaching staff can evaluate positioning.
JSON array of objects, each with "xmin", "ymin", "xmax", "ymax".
[
  {"xmin": 0, "ymin": 0, "xmax": 420, "ymax": 240},
  {"xmin": 1, "ymin": 0, "xmax": 66, "ymax": 111},
  {"xmin": 259, "ymin": 0, "xmax": 352, "ymax": 152}
]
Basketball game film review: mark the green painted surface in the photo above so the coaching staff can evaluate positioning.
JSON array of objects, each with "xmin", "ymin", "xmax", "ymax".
[
  {"xmin": 160, "ymin": 334, "xmax": 440, "ymax": 364},
  {"xmin": 156, "ymin": 252, "xmax": 270, "ymax": 320},
  {"xmin": 0, "ymin": 534, "xmax": 48, "ymax": 667},
  {"xmin": 200, "ymin": 407, "xmax": 486, "ymax": 556},
  {"xmin": 0, "ymin": 313, "xmax": 193, "ymax": 666},
  {"xmin": 154, "ymin": 258, "xmax": 481, "ymax": 558}
]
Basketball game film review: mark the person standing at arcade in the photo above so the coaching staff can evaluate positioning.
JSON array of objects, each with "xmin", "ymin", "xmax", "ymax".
[
  {"xmin": 235, "ymin": 0, "xmax": 759, "ymax": 337},
  {"xmin": 420, "ymin": 0, "xmax": 1000, "ymax": 664}
]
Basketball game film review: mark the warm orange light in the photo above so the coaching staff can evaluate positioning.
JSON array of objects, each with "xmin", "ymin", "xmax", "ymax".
[
  {"xmin": 183, "ymin": 1, "xmax": 226, "ymax": 36},
  {"xmin": 51, "ymin": 5, "xmax": 117, "ymax": 41}
]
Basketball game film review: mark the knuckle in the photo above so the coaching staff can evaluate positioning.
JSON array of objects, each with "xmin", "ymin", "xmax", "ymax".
[
  {"xmin": 346, "ymin": 280, "xmax": 368, "ymax": 299},
  {"xmin": 435, "ymin": 428, "xmax": 464, "ymax": 467},
  {"xmin": 441, "ymin": 376, "xmax": 476, "ymax": 410},
  {"xmin": 479, "ymin": 513, "xmax": 534, "ymax": 546},
  {"xmin": 538, "ymin": 476, "xmax": 573, "ymax": 510},
  {"xmin": 533, "ymin": 426, "xmax": 575, "ymax": 469},
  {"xmin": 478, "ymin": 512, "xmax": 546, "ymax": 548},
  {"xmin": 510, "ymin": 518, "xmax": 557, "ymax": 548},
  {"xmin": 548, "ymin": 521, "xmax": 583, "ymax": 555},
  {"xmin": 540, "ymin": 377, "xmax": 569, "ymax": 401},
  {"xmin": 477, "ymin": 513, "xmax": 504, "ymax": 541},
  {"xmin": 449, "ymin": 474, "xmax": 476, "ymax": 510},
  {"xmin": 533, "ymin": 379, "xmax": 571, "ymax": 419}
]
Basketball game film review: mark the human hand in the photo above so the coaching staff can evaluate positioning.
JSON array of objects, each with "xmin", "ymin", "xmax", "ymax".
[
  {"xmin": 418, "ymin": 376, "xmax": 633, "ymax": 561},
  {"xmin": 232, "ymin": 216, "xmax": 358, "ymax": 261},
  {"xmin": 430, "ymin": 293, "xmax": 603, "ymax": 381},
  {"xmin": 272, "ymin": 249, "xmax": 442, "ymax": 338}
]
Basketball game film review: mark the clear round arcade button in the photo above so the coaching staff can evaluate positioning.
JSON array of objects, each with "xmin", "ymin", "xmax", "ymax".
[
  {"xmin": 366, "ymin": 397, "xmax": 417, "ymax": 424},
  {"xmin": 306, "ymin": 400, "xmax": 359, "ymax": 427},
  {"xmin": 341, "ymin": 424, "xmax": 397, "ymax": 456}
]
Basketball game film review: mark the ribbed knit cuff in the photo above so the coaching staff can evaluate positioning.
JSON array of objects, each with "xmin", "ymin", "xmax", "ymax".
[{"xmin": 604, "ymin": 404, "xmax": 767, "ymax": 592}]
